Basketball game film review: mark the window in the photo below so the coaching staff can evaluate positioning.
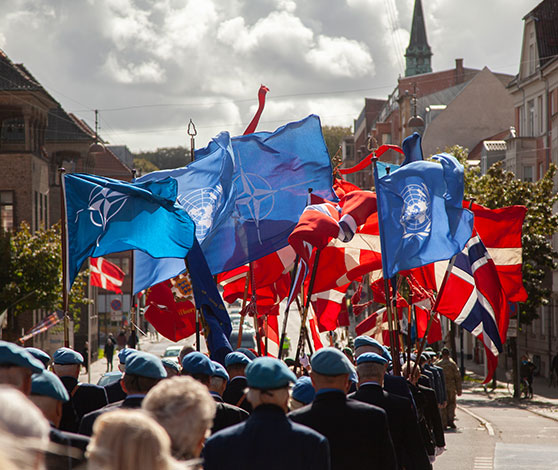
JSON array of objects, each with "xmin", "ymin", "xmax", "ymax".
[
  {"xmin": 524, "ymin": 165, "xmax": 534, "ymax": 182},
  {"xmin": 538, "ymin": 95, "xmax": 543, "ymax": 134},
  {"xmin": 527, "ymin": 100, "xmax": 535, "ymax": 137},
  {"xmin": 541, "ymin": 306, "xmax": 546, "ymax": 335},
  {"xmin": 0, "ymin": 191, "xmax": 14, "ymax": 232},
  {"xmin": 539, "ymin": 162, "xmax": 544, "ymax": 180}
]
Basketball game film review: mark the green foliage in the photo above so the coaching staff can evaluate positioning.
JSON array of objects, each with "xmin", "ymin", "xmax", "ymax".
[
  {"xmin": 135, "ymin": 146, "xmax": 190, "ymax": 170},
  {"xmin": 133, "ymin": 157, "xmax": 159, "ymax": 175},
  {"xmin": 446, "ymin": 145, "xmax": 558, "ymax": 326},
  {"xmin": 322, "ymin": 125, "xmax": 352, "ymax": 162},
  {"xmin": 0, "ymin": 222, "xmax": 90, "ymax": 328}
]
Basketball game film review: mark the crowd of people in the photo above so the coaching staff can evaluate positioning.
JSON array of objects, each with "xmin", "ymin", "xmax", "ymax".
[{"xmin": 0, "ymin": 337, "xmax": 463, "ymax": 470}]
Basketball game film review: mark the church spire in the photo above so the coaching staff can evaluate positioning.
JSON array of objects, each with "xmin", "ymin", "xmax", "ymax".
[{"xmin": 405, "ymin": 0, "xmax": 432, "ymax": 77}]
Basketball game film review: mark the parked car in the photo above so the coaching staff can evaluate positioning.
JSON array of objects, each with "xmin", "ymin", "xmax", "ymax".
[
  {"xmin": 229, "ymin": 326, "xmax": 257, "ymax": 350},
  {"xmin": 162, "ymin": 345, "xmax": 182, "ymax": 364},
  {"xmin": 97, "ymin": 371, "xmax": 122, "ymax": 387}
]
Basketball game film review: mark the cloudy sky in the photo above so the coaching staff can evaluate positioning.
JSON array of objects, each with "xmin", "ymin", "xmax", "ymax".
[{"xmin": 0, "ymin": 0, "xmax": 541, "ymax": 152}]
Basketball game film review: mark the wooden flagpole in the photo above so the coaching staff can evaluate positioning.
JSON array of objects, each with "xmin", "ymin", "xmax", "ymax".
[
  {"xmin": 278, "ymin": 255, "xmax": 300, "ymax": 359},
  {"xmin": 58, "ymin": 168, "xmax": 70, "ymax": 348},
  {"xmin": 130, "ymin": 169, "xmax": 137, "ymax": 347},
  {"xmin": 236, "ymin": 270, "xmax": 250, "ymax": 349},
  {"xmin": 250, "ymin": 264, "xmax": 263, "ymax": 356},
  {"xmin": 406, "ymin": 281, "xmax": 413, "ymax": 377}
]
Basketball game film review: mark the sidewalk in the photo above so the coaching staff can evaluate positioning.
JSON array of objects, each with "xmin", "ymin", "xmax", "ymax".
[{"xmin": 461, "ymin": 358, "xmax": 558, "ymax": 422}]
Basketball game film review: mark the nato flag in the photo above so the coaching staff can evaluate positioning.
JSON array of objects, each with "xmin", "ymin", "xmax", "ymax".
[
  {"xmin": 375, "ymin": 153, "xmax": 473, "ymax": 279},
  {"xmin": 64, "ymin": 174, "xmax": 195, "ymax": 287}
]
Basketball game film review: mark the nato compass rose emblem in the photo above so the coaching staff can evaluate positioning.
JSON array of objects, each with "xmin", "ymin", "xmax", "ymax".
[
  {"xmin": 75, "ymin": 186, "xmax": 128, "ymax": 245},
  {"xmin": 178, "ymin": 186, "xmax": 223, "ymax": 242},
  {"xmin": 233, "ymin": 164, "xmax": 311, "ymax": 244},
  {"xmin": 400, "ymin": 183, "xmax": 431, "ymax": 239}
]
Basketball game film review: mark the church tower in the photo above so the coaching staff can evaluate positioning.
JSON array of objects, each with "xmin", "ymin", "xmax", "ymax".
[{"xmin": 405, "ymin": 0, "xmax": 432, "ymax": 77}]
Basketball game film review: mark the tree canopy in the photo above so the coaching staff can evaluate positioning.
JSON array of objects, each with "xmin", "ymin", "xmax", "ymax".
[{"xmin": 322, "ymin": 125, "xmax": 352, "ymax": 162}]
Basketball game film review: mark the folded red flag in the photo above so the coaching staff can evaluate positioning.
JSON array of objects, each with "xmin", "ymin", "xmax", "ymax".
[{"xmin": 90, "ymin": 257, "xmax": 125, "ymax": 294}]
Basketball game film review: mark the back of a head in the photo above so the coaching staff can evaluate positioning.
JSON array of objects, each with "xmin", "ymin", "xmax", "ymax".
[
  {"xmin": 142, "ymin": 376, "xmax": 216, "ymax": 461},
  {"xmin": 356, "ymin": 362, "xmax": 385, "ymax": 383},
  {"xmin": 441, "ymin": 347, "xmax": 450, "ymax": 358},
  {"xmin": 88, "ymin": 409, "xmax": 174, "ymax": 470},
  {"xmin": 0, "ymin": 386, "xmax": 49, "ymax": 470}
]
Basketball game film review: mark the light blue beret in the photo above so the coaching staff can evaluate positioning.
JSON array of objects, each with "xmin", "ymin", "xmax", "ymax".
[
  {"xmin": 26, "ymin": 348, "xmax": 51, "ymax": 367},
  {"xmin": 212, "ymin": 361, "xmax": 229, "ymax": 381},
  {"xmin": 291, "ymin": 376, "xmax": 315, "ymax": 405},
  {"xmin": 181, "ymin": 352, "xmax": 215, "ymax": 376},
  {"xmin": 0, "ymin": 341, "xmax": 44, "ymax": 373},
  {"xmin": 31, "ymin": 370, "xmax": 69, "ymax": 402},
  {"xmin": 161, "ymin": 358, "xmax": 180, "ymax": 373},
  {"xmin": 356, "ymin": 352, "xmax": 388, "ymax": 366},
  {"xmin": 53, "ymin": 347, "xmax": 83, "ymax": 365},
  {"xmin": 246, "ymin": 357, "xmax": 296, "ymax": 390},
  {"xmin": 125, "ymin": 351, "xmax": 167, "ymax": 379},
  {"xmin": 354, "ymin": 336, "xmax": 384, "ymax": 351},
  {"xmin": 236, "ymin": 348, "xmax": 257, "ymax": 361},
  {"xmin": 118, "ymin": 348, "xmax": 136, "ymax": 365},
  {"xmin": 225, "ymin": 351, "xmax": 252, "ymax": 367},
  {"xmin": 311, "ymin": 347, "xmax": 355, "ymax": 376}
]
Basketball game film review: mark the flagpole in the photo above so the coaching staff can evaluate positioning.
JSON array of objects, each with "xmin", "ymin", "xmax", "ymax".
[
  {"xmin": 59, "ymin": 168, "xmax": 71, "ymax": 348},
  {"xmin": 294, "ymin": 249, "xmax": 322, "ymax": 373},
  {"xmin": 406, "ymin": 281, "xmax": 413, "ymax": 376},
  {"xmin": 295, "ymin": 296, "xmax": 315, "ymax": 355},
  {"xmin": 237, "ymin": 271, "xmax": 250, "ymax": 350},
  {"xmin": 130, "ymin": 169, "xmax": 137, "ymax": 348},
  {"xmin": 278, "ymin": 255, "xmax": 300, "ymax": 359},
  {"xmin": 371, "ymin": 157, "xmax": 401, "ymax": 375},
  {"xmin": 250, "ymin": 264, "xmax": 263, "ymax": 356},
  {"xmin": 87, "ymin": 259, "xmax": 92, "ymax": 383}
]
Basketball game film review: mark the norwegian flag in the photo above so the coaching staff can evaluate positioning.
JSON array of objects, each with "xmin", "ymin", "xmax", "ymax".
[
  {"xmin": 435, "ymin": 234, "xmax": 509, "ymax": 383},
  {"xmin": 90, "ymin": 257, "xmax": 125, "ymax": 294}
]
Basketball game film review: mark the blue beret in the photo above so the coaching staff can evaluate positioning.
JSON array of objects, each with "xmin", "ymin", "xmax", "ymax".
[
  {"xmin": 356, "ymin": 352, "xmax": 388, "ymax": 366},
  {"xmin": 118, "ymin": 348, "xmax": 136, "ymax": 365},
  {"xmin": 26, "ymin": 348, "xmax": 51, "ymax": 367},
  {"xmin": 212, "ymin": 361, "xmax": 229, "ymax": 381},
  {"xmin": 0, "ymin": 341, "xmax": 44, "ymax": 373},
  {"xmin": 311, "ymin": 347, "xmax": 355, "ymax": 376},
  {"xmin": 236, "ymin": 348, "xmax": 257, "ymax": 361},
  {"xmin": 246, "ymin": 357, "xmax": 296, "ymax": 390},
  {"xmin": 125, "ymin": 351, "xmax": 167, "ymax": 379},
  {"xmin": 181, "ymin": 352, "xmax": 215, "ymax": 376},
  {"xmin": 161, "ymin": 358, "xmax": 180, "ymax": 373},
  {"xmin": 225, "ymin": 351, "xmax": 252, "ymax": 367},
  {"xmin": 291, "ymin": 376, "xmax": 315, "ymax": 405},
  {"xmin": 31, "ymin": 370, "xmax": 69, "ymax": 402},
  {"xmin": 53, "ymin": 347, "xmax": 83, "ymax": 365},
  {"xmin": 354, "ymin": 336, "xmax": 384, "ymax": 351}
]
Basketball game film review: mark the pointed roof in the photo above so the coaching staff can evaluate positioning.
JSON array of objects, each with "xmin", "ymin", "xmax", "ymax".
[{"xmin": 408, "ymin": 0, "xmax": 430, "ymax": 50}]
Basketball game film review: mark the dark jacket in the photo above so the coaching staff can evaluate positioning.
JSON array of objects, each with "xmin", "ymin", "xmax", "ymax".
[
  {"xmin": 59, "ymin": 377, "xmax": 108, "ymax": 433},
  {"xmin": 204, "ymin": 404, "xmax": 330, "ymax": 470},
  {"xmin": 211, "ymin": 393, "xmax": 249, "ymax": 434},
  {"xmin": 349, "ymin": 383, "xmax": 431, "ymax": 470},
  {"xmin": 384, "ymin": 374, "xmax": 418, "ymax": 416},
  {"xmin": 46, "ymin": 425, "xmax": 90, "ymax": 470},
  {"xmin": 418, "ymin": 385, "xmax": 445, "ymax": 448},
  {"xmin": 223, "ymin": 376, "xmax": 252, "ymax": 413},
  {"xmin": 104, "ymin": 380, "xmax": 126, "ymax": 404},
  {"xmin": 78, "ymin": 395, "xmax": 144, "ymax": 436},
  {"xmin": 289, "ymin": 390, "xmax": 397, "ymax": 470}
]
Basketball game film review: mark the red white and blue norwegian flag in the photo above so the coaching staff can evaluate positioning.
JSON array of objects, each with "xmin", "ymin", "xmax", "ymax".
[{"xmin": 435, "ymin": 233, "xmax": 509, "ymax": 383}]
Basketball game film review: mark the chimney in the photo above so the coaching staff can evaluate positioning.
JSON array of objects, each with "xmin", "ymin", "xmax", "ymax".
[{"xmin": 455, "ymin": 58, "xmax": 464, "ymax": 84}]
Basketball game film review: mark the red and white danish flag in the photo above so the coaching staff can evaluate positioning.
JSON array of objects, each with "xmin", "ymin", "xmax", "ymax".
[{"xmin": 90, "ymin": 257, "xmax": 125, "ymax": 294}]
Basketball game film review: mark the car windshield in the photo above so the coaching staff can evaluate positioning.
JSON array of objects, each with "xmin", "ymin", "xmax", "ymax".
[{"xmin": 163, "ymin": 349, "xmax": 180, "ymax": 357}]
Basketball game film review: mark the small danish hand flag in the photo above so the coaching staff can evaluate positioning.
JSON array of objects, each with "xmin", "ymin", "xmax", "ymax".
[{"xmin": 90, "ymin": 257, "xmax": 125, "ymax": 293}]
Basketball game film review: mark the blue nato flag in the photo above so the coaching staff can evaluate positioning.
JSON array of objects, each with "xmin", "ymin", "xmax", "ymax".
[
  {"xmin": 64, "ymin": 173, "xmax": 195, "ymax": 287},
  {"xmin": 375, "ymin": 153, "xmax": 474, "ymax": 279}
]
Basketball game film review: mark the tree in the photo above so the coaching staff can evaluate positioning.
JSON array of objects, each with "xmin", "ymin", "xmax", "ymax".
[
  {"xmin": 0, "ymin": 222, "xmax": 90, "ymax": 333},
  {"xmin": 133, "ymin": 157, "xmax": 159, "ymax": 175},
  {"xmin": 447, "ymin": 145, "xmax": 558, "ymax": 326},
  {"xmin": 321, "ymin": 125, "xmax": 352, "ymax": 163},
  {"xmin": 135, "ymin": 146, "xmax": 190, "ymax": 170}
]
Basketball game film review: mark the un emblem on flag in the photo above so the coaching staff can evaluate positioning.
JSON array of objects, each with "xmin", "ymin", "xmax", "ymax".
[
  {"xmin": 179, "ymin": 186, "xmax": 223, "ymax": 241},
  {"xmin": 400, "ymin": 183, "xmax": 431, "ymax": 239}
]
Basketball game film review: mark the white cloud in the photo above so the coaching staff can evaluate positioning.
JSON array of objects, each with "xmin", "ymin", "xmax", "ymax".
[{"xmin": 104, "ymin": 53, "xmax": 166, "ymax": 84}]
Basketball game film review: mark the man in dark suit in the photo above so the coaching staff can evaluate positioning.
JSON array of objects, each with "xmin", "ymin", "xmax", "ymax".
[
  {"xmin": 223, "ymin": 351, "xmax": 253, "ymax": 413},
  {"xmin": 29, "ymin": 369, "xmax": 89, "ymax": 470},
  {"xmin": 78, "ymin": 351, "xmax": 167, "ymax": 436},
  {"xmin": 349, "ymin": 353, "xmax": 431, "ymax": 470},
  {"xmin": 181, "ymin": 352, "xmax": 248, "ymax": 434},
  {"xmin": 289, "ymin": 347, "xmax": 396, "ymax": 470},
  {"xmin": 204, "ymin": 357, "xmax": 330, "ymax": 470},
  {"xmin": 52, "ymin": 347, "xmax": 107, "ymax": 433}
]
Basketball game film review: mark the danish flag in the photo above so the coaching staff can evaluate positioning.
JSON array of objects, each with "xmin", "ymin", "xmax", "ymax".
[{"xmin": 90, "ymin": 257, "xmax": 125, "ymax": 294}]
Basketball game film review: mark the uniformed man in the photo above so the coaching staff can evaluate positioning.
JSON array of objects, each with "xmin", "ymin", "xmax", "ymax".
[
  {"xmin": 29, "ymin": 370, "xmax": 89, "ymax": 470},
  {"xmin": 204, "ymin": 357, "xmax": 330, "ymax": 470},
  {"xmin": 354, "ymin": 336, "xmax": 417, "ymax": 411},
  {"xmin": 26, "ymin": 347, "xmax": 52, "ymax": 368},
  {"xmin": 289, "ymin": 376, "xmax": 316, "ymax": 410},
  {"xmin": 0, "ymin": 340, "xmax": 44, "ymax": 395},
  {"xmin": 78, "ymin": 350, "xmax": 167, "ymax": 436},
  {"xmin": 289, "ymin": 347, "xmax": 397, "ymax": 470},
  {"xmin": 104, "ymin": 348, "xmax": 135, "ymax": 404},
  {"xmin": 52, "ymin": 347, "xmax": 108, "ymax": 433},
  {"xmin": 423, "ymin": 352, "xmax": 447, "ymax": 406},
  {"xmin": 349, "ymin": 353, "xmax": 431, "ymax": 470},
  {"xmin": 182, "ymin": 352, "xmax": 248, "ymax": 434},
  {"xmin": 435, "ymin": 347, "xmax": 462, "ymax": 429},
  {"xmin": 223, "ymin": 351, "xmax": 253, "ymax": 413}
]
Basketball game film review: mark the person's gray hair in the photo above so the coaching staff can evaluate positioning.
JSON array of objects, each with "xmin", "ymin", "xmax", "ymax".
[
  {"xmin": 356, "ymin": 362, "xmax": 385, "ymax": 382},
  {"xmin": 142, "ymin": 376, "xmax": 216, "ymax": 461},
  {"xmin": 246, "ymin": 387, "xmax": 290, "ymax": 410}
]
